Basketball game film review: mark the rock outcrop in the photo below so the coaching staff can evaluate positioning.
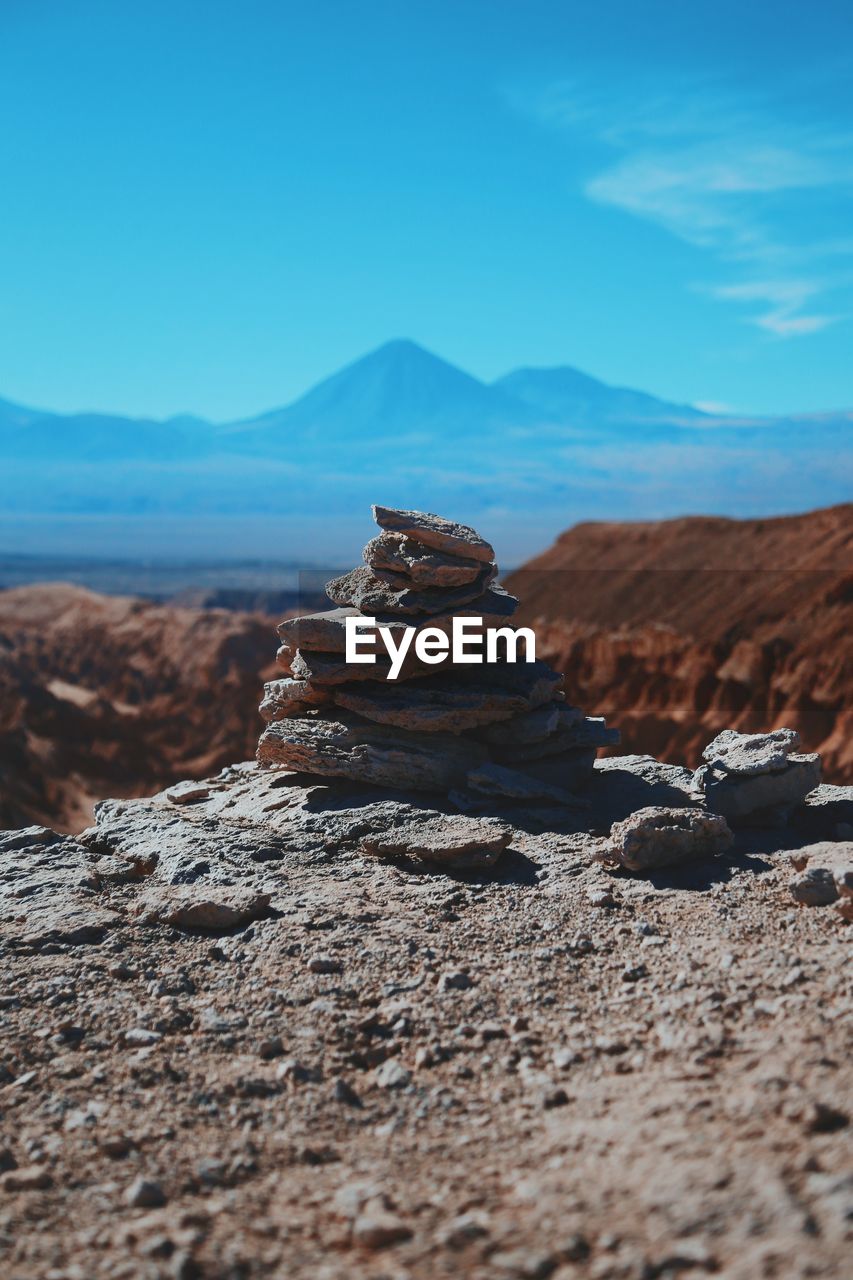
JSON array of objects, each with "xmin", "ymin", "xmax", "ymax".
[
  {"xmin": 506, "ymin": 503, "xmax": 853, "ymax": 781},
  {"xmin": 694, "ymin": 727, "xmax": 822, "ymax": 825},
  {"xmin": 602, "ymin": 807, "xmax": 733, "ymax": 872},
  {"xmin": 787, "ymin": 841, "xmax": 853, "ymax": 920},
  {"xmin": 0, "ymin": 584, "xmax": 277, "ymax": 831},
  {"xmin": 258, "ymin": 507, "xmax": 619, "ymax": 804}
]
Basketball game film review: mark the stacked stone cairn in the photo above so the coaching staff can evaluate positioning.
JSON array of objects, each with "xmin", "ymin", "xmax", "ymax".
[{"xmin": 257, "ymin": 505, "xmax": 619, "ymax": 806}]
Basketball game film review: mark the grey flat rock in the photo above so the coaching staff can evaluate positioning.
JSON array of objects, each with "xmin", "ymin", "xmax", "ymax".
[
  {"xmin": 474, "ymin": 702, "xmax": 582, "ymax": 746},
  {"xmin": 372, "ymin": 505, "xmax": 495, "ymax": 563},
  {"xmin": 277, "ymin": 588, "xmax": 518, "ymax": 654},
  {"xmin": 702, "ymin": 728, "xmax": 801, "ymax": 776},
  {"xmin": 512, "ymin": 747, "xmax": 598, "ymax": 793},
  {"xmin": 258, "ymin": 713, "xmax": 487, "ymax": 790},
  {"xmin": 789, "ymin": 867, "xmax": 839, "ymax": 907},
  {"xmin": 81, "ymin": 792, "xmax": 282, "ymax": 885},
  {"xmin": 787, "ymin": 842, "xmax": 853, "ymax": 900},
  {"xmin": 132, "ymin": 885, "xmax": 271, "ymax": 931},
  {"xmin": 364, "ymin": 532, "xmax": 486, "ymax": 587},
  {"xmin": 0, "ymin": 826, "xmax": 99, "ymax": 902},
  {"xmin": 793, "ymin": 784, "xmax": 853, "ymax": 840},
  {"xmin": 593, "ymin": 756, "xmax": 698, "ymax": 822},
  {"xmin": 332, "ymin": 665, "xmax": 560, "ymax": 734},
  {"xmin": 495, "ymin": 715, "xmax": 620, "ymax": 763},
  {"xmin": 326, "ymin": 564, "xmax": 498, "ymax": 616},
  {"xmin": 361, "ymin": 815, "xmax": 512, "ymax": 869},
  {"xmin": 603, "ymin": 806, "xmax": 733, "ymax": 872},
  {"xmin": 0, "ymin": 827, "xmax": 121, "ymax": 947},
  {"xmin": 465, "ymin": 761, "xmax": 585, "ymax": 807},
  {"xmin": 259, "ymin": 678, "xmax": 332, "ymax": 722}
]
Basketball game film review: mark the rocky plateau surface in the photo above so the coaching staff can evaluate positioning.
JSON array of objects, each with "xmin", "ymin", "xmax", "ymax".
[{"xmin": 1, "ymin": 737, "xmax": 851, "ymax": 1279}]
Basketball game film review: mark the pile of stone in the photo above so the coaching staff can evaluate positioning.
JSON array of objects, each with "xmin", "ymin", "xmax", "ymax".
[
  {"xmin": 693, "ymin": 728, "xmax": 822, "ymax": 825},
  {"xmin": 257, "ymin": 505, "xmax": 618, "ymax": 805}
]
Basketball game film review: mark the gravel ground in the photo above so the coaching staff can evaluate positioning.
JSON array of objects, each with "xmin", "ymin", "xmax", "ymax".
[{"xmin": 1, "ymin": 764, "xmax": 851, "ymax": 1280}]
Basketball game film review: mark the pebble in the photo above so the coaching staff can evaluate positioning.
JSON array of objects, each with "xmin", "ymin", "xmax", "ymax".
[
  {"xmin": 125, "ymin": 1177, "xmax": 167, "ymax": 1208},
  {"xmin": 333, "ymin": 1078, "xmax": 363, "ymax": 1107},
  {"xmin": 1, "ymin": 1165, "xmax": 53, "ymax": 1191},
  {"xmin": 307, "ymin": 955, "xmax": 343, "ymax": 975},
  {"xmin": 790, "ymin": 868, "xmax": 839, "ymax": 907},
  {"xmin": 542, "ymin": 1086, "xmax": 570, "ymax": 1109},
  {"xmin": 438, "ymin": 970, "xmax": 473, "ymax": 992},
  {"xmin": 123, "ymin": 1027, "xmax": 163, "ymax": 1047},
  {"xmin": 374, "ymin": 1060, "xmax": 411, "ymax": 1089},
  {"xmin": 352, "ymin": 1207, "xmax": 413, "ymax": 1249},
  {"xmin": 588, "ymin": 889, "xmax": 617, "ymax": 908}
]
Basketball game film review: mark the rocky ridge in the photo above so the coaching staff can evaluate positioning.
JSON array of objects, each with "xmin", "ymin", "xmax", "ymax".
[{"xmin": 506, "ymin": 504, "xmax": 853, "ymax": 780}]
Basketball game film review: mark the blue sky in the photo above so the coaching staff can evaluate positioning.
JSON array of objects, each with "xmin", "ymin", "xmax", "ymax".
[{"xmin": 1, "ymin": 0, "xmax": 852, "ymax": 420}]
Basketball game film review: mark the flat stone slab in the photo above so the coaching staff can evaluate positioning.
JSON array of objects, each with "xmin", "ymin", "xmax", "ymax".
[
  {"xmin": 291, "ymin": 648, "xmax": 489, "ymax": 686},
  {"xmin": 474, "ymin": 702, "xmax": 582, "ymax": 746},
  {"xmin": 326, "ymin": 564, "xmax": 498, "ymax": 616},
  {"xmin": 592, "ymin": 755, "xmax": 699, "ymax": 823},
  {"xmin": 603, "ymin": 806, "xmax": 733, "ymax": 872},
  {"xmin": 364, "ymin": 532, "xmax": 486, "ymax": 587},
  {"xmin": 372, "ymin": 505, "xmax": 494, "ymax": 563},
  {"xmin": 0, "ymin": 826, "xmax": 99, "ymax": 902},
  {"xmin": 132, "ymin": 885, "xmax": 272, "ymax": 931},
  {"xmin": 331, "ymin": 666, "xmax": 560, "ymax": 734},
  {"xmin": 277, "ymin": 588, "xmax": 518, "ymax": 653},
  {"xmin": 0, "ymin": 827, "xmax": 121, "ymax": 947},
  {"xmin": 258, "ymin": 713, "xmax": 487, "ymax": 791},
  {"xmin": 498, "ymin": 715, "xmax": 620, "ymax": 763},
  {"xmin": 702, "ymin": 728, "xmax": 801, "ymax": 776},
  {"xmin": 260, "ymin": 678, "xmax": 332, "ymax": 722},
  {"xmin": 465, "ymin": 761, "xmax": 585, "ymax": 807},
  {"xmin": 512, "ymin": 747, "xmax": 598, "ymax": 793},
  {"xmin": 361, "ymin": 815, "xmax": 513, "ymax": 869}
]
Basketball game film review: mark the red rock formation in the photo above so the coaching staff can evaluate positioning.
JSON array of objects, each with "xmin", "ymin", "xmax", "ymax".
[
  {"xmin": 0, "ymin": 584, "xmax": 277, "ymax": 831},
  {"xmin": 505, "ymin": 505, "xmax": 853, "ymax": 781}
]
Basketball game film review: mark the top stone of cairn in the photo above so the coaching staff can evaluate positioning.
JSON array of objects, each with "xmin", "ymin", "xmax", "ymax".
[{"xmin": 372, "ymin": 504, "xmax": 495, "ymax": 564}]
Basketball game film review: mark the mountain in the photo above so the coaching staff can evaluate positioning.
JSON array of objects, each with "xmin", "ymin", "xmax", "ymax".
[
  {"xmin": 0, "ymin": 339, "xmax": 851, "ymax": 559},
  {"xmin": 220, "ymin": 338, "xmax": 538, "ymax": 453},
  {"xmin": 495, "ymin": 364, "xmax": 705, "ymax": 425},
  {"xmin": 5, "ymin": 411, "xmax": 218, "ymax": 463},
  {"xmin": 0, "ymin": 395, "xmax": 55, "ymax": 430}
]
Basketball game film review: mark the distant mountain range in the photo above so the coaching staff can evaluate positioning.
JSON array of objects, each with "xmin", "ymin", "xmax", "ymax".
[{"xmin": 1, "ymin": 339, "xmax": 851, "ymax": 561}]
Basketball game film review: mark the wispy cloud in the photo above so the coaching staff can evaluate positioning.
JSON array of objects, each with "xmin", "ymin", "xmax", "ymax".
[
  {"xmin": 708, "ymin": 279, "xmax": 836, "ymax": 337},
  {"xmin": 521, "ymin": 78, "xmax": 853, "ymax": 338}
]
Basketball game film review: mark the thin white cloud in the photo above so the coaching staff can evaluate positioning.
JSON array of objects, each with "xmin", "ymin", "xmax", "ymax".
[
  {"xmin": 522, "ymin": 77, "xmax": 853, "ymax": 338},
  {"xmin": 709, "ymin": 279, "xmax": 837, "ymax": 337}
]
